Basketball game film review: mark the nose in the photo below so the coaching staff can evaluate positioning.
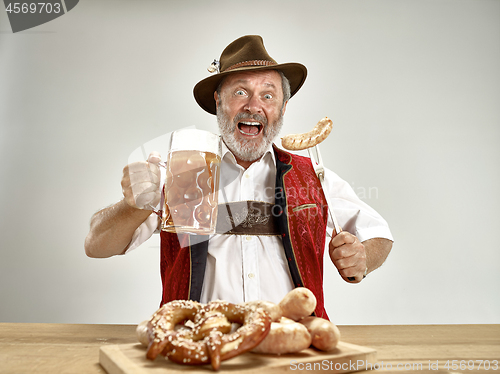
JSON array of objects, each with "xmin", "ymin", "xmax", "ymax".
[{"xmin": 243, "ymin": 94, "xmax": 262, "ymax": 114}]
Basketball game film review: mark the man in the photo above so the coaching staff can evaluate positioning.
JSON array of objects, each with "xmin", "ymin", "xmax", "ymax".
[{"xmin": 85, "ymin": 35, "xmax": 393, "ymax": 319}]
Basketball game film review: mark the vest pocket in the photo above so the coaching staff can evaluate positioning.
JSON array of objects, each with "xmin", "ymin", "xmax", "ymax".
[{"xmin": 292, "ymin": 203, "xmax": 318, "ymax": 212}]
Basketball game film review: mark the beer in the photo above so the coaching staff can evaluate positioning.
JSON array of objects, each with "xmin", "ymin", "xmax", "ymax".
[{"xmin": 162, "ymin": 150, "xmax": 220, "ymax": 234}]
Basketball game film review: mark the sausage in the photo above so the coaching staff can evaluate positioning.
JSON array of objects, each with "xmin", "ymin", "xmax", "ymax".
[
  {"xmin": 281, "ymin": 117, "xmax": 333, "ymax": 150},
  {"xmin": 243, "ymin": 300, "xmax": 283, "ymax": 322},
  {"xmin": 136, "ymin": 320, "xmax": 150, "ymax": 346},
  {"xmin": 251, "ymin": 317, "xmax": 312, "ymax": 354},
  {"xmin": 278, "ymin": 287, "xmax": 317, "ymax": 321},
  {"xmin": 299, "ymin": 316, "xmax": 341, "ymax": 351}
]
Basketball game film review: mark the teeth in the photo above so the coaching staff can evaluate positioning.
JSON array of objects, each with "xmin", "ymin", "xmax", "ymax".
[{"xmin": 240, "ymin": 121, "xmax": 259, "ymax": 126}]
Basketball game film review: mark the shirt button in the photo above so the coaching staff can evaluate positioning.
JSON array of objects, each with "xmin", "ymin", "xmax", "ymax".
[
  {"xmin": 245, "ymin": 173, "xmax": 250, "ymax": 179},
  {"xmin": 248, "ymin": 273, "xmax": 255, "ymax": 279},
  {"xmin": 246, "ymin": 236, "xmax": 252, "ymax": 241}
]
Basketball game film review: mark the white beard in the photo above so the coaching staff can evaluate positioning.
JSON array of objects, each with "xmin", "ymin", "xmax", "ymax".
[{"xmin": 217, "ymin": 108, "xmax": 284, "ymax": 162}]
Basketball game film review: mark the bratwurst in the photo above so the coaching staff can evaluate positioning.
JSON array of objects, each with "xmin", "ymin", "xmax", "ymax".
[{"xmin": 281, "ymin": 117, "xmax": 333, "ymax": 150}]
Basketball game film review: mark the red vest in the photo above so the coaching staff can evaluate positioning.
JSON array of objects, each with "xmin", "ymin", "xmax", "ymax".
[{"xmin": 159, "ymin": 146, "xmax": 330, "ymax": 319}]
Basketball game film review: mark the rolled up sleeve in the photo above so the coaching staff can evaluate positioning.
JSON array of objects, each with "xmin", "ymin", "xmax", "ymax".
[{"xmin": 123, "ymin": 214, "xmax": 159, "ymax": 254}]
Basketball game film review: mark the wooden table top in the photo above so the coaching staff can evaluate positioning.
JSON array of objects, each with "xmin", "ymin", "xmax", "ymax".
[{"xmin": 0, "ymin": 323, "xmax": 498, "ymax": 373}]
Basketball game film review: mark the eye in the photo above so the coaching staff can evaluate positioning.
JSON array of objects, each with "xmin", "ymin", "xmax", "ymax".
[
  {"xmin": 264, "ymin": 94, "xmax": 273, "ymax": 99},
  {"xmin": 235, "ymin": 90, "xmax": 246, "ymax": 96}
]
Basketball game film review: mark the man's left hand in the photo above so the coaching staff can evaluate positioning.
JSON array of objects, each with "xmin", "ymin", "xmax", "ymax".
[{"xmin": 329, "ymin": 231, "xmax": 367, "ymax": 283}]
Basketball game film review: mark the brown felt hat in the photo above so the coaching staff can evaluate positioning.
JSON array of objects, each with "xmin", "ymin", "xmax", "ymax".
[{"xmin": 193, "ymin": 35, "xmax": 307, "ymax": 115}]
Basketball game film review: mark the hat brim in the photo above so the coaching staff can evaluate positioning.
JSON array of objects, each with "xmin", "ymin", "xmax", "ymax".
[{"xmin": 193, "ymin": 62, "xmax": 307, "ymax": 115}]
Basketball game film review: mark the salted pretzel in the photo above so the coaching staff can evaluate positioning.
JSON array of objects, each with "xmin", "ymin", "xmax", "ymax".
[{"xmin": 144, "ymin": 300, "xmax": 271, "ymax": 371}]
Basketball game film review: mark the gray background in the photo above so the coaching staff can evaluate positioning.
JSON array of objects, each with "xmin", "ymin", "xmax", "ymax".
[{"xmin": 1, "ymin": 0, "xmax": 498, "ymax": 325}]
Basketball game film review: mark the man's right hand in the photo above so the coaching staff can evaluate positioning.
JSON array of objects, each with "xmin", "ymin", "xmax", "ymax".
[{"xmin": 121, "ymin": 151, "xmax": 162, "ymax": 210}]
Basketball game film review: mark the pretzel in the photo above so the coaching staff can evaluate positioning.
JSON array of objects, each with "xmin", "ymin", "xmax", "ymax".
[
  {"xmin": 144, "ymin": 300, "xmax": 271, "ymax": 371},
  {"xmin": 281, "ymin": 117, "xmax": 333, "ymax": 150}
]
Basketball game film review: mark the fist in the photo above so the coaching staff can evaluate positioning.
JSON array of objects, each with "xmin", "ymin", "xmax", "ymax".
[
  {"xmin": 121, "ymin": 152, "xmax": 162, "ymax": 210},
  {"xmin": 328, "ymin": 231, "xmax": 367, "ymax": 283}
]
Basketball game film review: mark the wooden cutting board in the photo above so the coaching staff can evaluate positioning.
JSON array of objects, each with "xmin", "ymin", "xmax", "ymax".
[{"xmin": 100, "ymin": 341, "xmax": 376, "ymax": 374}]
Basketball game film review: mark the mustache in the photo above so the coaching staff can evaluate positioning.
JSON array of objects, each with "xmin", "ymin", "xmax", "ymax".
[{"xmin": 233, "ymin": 112, "xmax": 268, "ymax": 127}]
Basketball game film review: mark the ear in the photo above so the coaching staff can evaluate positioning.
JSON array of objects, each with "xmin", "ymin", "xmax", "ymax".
[
  {"xmin": 281, "ymin": 100, "xmax": 288, "ymax": 117},
  {"xmin": 214, "ymin": 91, "xmax": 220, "ymax": 110}
]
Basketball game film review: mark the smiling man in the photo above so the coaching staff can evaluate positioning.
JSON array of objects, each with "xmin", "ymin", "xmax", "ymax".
[{"xmin": 85, "ymin": 35, "xmax": 393, "ymax": 319}]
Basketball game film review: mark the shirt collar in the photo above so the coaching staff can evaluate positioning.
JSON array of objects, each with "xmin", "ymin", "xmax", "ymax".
[{"xmin": 221, "ymin": 141, "xmax": 276, "ymax": 168}]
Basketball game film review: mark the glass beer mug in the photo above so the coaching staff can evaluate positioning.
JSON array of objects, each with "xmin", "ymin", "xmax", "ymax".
[{"xmin": 160, "ymin": 129, "xmax": 221, "ymax": 235}]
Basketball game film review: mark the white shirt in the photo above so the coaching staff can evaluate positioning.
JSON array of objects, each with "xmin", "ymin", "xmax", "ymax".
[{"xmin": 125, "ymin": 143, "xmax": 393, "ymax": 304}]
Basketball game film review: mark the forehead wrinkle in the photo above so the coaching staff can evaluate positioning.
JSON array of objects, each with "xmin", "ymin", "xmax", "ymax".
[
  {"xmin": 263, "ymin": 82, "xmax": 277, "ymax": 89},
  {"xmin": 226, "ymin": 79, "xmax": 278, "ymax": 92},
  {"xmin": 225, "ymin": 70, "xmax": 280, "ymax": 87}
]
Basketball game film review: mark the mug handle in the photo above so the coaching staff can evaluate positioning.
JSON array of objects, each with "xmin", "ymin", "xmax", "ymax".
[{"xmin": 146, "ymin": 160, "xmax": 167, "ymax": 217}]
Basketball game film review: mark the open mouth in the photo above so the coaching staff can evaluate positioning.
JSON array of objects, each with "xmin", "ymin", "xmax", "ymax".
[{"xmin": 238, "ymin": 121, "xmax": 263, "ymax": 136}]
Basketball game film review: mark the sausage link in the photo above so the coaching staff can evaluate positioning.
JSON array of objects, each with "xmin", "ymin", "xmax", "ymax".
[
  {"xmin": 242, "ymin": 300, "xmax": 283, "ymax": 322},
  {"xmin": 251, "ymin": 317, "xmax": 312, "ymax": 354},
  {"xmin": 299, "ymin": 316, "xmax": 341, "ymax": 351},
  {"xmin": 281, "ymin": 117, "xmax": 333, "ymax": 150},
  {"xmin": 278, "ymin": 287, "xmax": 317, "ymax": 321},
  {"xmin": 136, "ymin": 320, "xmax": 150, "ymax": 346}
]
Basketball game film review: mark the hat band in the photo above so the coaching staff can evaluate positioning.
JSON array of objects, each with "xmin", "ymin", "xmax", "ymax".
[{"xmin": 223, "ymin": 60, "xmax": 277, "ymax": 72}]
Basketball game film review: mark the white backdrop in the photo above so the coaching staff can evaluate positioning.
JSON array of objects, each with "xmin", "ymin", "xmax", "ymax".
[{"xmin": 0, "ymin": 0, "xmax": 499, "ymax": 325}]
